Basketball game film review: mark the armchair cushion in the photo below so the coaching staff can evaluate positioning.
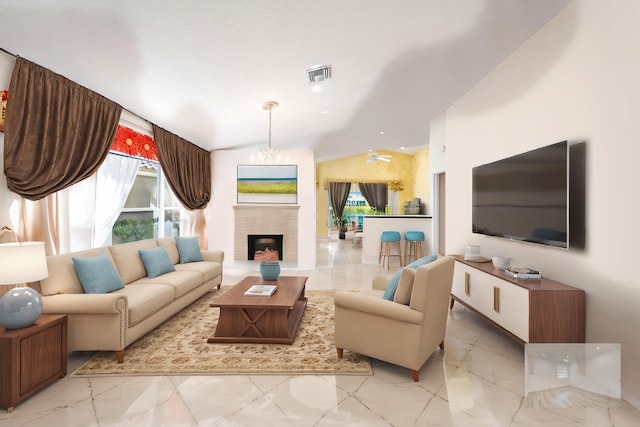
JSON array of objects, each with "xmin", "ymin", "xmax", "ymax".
[
  {"xmin": 393, "ymin": 268, "xmax": 415, "ymax": 305},
  {"xmin": 382, "ymin": 254, "xmax": 438, "ymax": 300}
]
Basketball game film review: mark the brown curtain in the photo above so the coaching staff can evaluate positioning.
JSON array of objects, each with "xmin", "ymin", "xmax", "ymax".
[
  {"xmin": 329, "ymin": 182, "xmax": 351, "ymax": 229},
  {"xmin": 152, "ymin": 124, "xmax": 211, "ymax": 248},
  {"xmin": 359, "ymin": 182, "xmax": 388, "ymax": 212},
  {"xmin": 4, "ymin": 58, "xmax": 122, "ymax": 200}
]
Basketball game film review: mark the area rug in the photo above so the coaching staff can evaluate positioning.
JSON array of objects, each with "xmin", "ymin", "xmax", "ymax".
[{"xmin": 72, "ymin": 288, "xmax": 371, "ymax": 377}]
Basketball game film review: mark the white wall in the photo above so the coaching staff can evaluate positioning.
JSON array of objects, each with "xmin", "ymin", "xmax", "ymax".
[
  {"xmin": 429, "ymin": 113, "xmax": 446, "ymax": 175},
  {"xmin": 444, "ymin": 0, "xmax": 640, "ymax": 407},
  {"xmin": 207, "ymin": 149, "xmax": 316, "ymax": 270}
]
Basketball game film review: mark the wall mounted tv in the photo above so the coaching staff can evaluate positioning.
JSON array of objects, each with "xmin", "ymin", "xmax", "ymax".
[{"xmin": 472, "ymin": 141, "xmax": 569, "ymax": 248}]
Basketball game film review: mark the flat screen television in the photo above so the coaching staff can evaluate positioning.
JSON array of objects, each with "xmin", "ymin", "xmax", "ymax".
[{"xmin": 472, "ymin": 141, "xmax": 569, "ymax": 248}]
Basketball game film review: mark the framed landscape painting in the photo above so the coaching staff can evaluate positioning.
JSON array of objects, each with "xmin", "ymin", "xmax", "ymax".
[{"xmin": 237, "ymin": 165, "xmax": 298, "ymax": 204}]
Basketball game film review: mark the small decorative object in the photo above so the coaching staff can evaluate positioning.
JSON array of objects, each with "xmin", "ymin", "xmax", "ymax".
[
  {"xmin": 492, "ymin": 256, "xmax": 511, "ymax": 270},
  {"xmin": 0, "ymin": 90, "xmax": 7, "ymax": 132},
  {"xmin": 0, "ymin": 242, "xmax": 49, "ymax": 329},
  {"xmin": 259, "ymin": 261, "xmax": 281, "ymax": 281}
]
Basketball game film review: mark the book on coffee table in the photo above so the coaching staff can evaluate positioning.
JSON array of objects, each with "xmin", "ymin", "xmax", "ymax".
[{"xmin": 244, "ymin": 284, "xmax": 278, "ymax": 296}]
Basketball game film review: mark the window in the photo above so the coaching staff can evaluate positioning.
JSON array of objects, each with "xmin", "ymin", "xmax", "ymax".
[{"xmin": 112, "ymin": 161, "xmax": 183, "ymax": 244}]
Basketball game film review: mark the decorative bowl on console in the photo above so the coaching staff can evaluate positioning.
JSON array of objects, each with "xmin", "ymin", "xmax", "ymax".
[{"xmin": 492, "ymin": 256, "xmax": 511, "ymax": 270}]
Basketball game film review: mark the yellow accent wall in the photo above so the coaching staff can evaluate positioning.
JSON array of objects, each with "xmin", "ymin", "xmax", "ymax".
[{"xmin": 315, "ymin": 148, "xmax": 430, "ymax": 236}]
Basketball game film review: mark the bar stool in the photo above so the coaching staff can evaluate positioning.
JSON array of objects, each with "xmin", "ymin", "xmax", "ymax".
[
  {"xmin": 379, "ymin": 231, "xmax": 402, "ymax": 270},
  {"xmin": 404, "ymin": 231, "xmax": 425, "ymax": 265}
]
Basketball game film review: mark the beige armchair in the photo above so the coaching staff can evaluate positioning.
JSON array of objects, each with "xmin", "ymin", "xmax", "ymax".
[{"xmin": 334, "ymin": 256, "xmax": 455, "ymax": 381}]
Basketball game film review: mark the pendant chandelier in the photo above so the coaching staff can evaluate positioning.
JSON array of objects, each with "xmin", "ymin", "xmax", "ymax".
[{"xmin": 257, "ymin": 101, "xmax": 281, "ymax": 165}]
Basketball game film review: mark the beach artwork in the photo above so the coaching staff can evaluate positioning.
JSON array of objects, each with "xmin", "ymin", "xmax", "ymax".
[{"xmin": 237, "ymin": 165, "xmax": 297, "ymax": 204}]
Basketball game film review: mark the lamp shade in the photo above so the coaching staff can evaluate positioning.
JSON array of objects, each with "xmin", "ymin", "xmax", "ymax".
[{"xmin": 0, "ymin": 242, "xmax": 49, "ymax": 284}]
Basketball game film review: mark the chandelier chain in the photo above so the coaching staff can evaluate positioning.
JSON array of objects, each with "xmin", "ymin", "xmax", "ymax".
[{"xmin": 256, "ymin": 101, "xmax": 280, "ymax": 165}]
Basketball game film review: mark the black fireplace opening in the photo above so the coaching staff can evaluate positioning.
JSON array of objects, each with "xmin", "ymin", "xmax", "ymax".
[{"xmin": 248, "ymin": 234, "xmax": 283, "ymax": 261}]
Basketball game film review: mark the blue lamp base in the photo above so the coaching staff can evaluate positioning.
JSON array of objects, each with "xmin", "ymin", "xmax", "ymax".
[{"xmin": 0, "ymin": 287, "xmax": 43, "ymax": 329}]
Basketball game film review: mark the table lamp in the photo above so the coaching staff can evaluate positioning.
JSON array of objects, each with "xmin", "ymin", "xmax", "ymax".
[{"xmin": 0, "ymin": 242, "xmax": 48, "ymax": 329}]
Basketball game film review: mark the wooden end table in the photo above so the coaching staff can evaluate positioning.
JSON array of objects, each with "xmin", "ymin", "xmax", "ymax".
[
  {"xmin": 0, "ymin": 314, "xmax": 68, "ymax": 412},
  {"xmin": 208, "ymin": 275, "xmax": 307, "ymax": 344}
]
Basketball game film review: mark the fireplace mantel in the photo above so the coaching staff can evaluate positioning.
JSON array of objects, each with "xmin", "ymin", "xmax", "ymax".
[{"xmin": 233, "ymin": 205, "xmax": 300, "ymax": 262}]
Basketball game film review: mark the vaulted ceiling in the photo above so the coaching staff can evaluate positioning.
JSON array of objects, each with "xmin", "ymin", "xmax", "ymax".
[{"xmin": 0, "ymin": 0, "xmax": 571, "ymax": 161}]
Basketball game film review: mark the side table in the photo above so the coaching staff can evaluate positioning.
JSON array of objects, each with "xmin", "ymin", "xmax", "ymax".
[{"xmin": 0, "ymin": 314, "xmax": 68, "ymax": 412}]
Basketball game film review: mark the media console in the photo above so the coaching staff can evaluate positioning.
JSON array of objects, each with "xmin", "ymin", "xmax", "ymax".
[{"xmin": 450, "ymin": 256, "xmax": 585, "ymax": 344}]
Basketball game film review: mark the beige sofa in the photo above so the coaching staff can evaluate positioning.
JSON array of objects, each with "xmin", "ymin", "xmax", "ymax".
[
  {"xmin": 37, "ymin": 238, "xmax": 224, "ymax": 362},
  {"xmin": 334, "ymin": 256, "xmax": 454, "ymax": 381}
]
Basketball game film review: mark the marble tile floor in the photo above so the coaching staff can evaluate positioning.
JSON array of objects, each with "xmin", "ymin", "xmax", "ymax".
[{"xmin": 2, "ymin": 235, "xmax": 640, "ymax": 426}]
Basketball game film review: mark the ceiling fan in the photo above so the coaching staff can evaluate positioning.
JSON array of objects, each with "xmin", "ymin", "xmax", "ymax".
[{"xmin": 367, "ymin": 151, "xmax": 392, "ymax": 163}]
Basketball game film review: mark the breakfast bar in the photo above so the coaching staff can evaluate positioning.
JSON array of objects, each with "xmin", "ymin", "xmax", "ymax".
[{"xmin": 361, "ymin": 215, "xmax": 433, "ymax": 264}]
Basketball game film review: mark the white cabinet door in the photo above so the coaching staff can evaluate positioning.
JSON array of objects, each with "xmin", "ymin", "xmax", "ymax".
[
  {"xmin": 452, "ymin": 263, "xmax": 493, "ymax": 315},
  {"xmin": 485, "ymin": 277, "xmax": 530, "ymax": 342},
  {"xmin": 453, "ymin": 261, "xmax": 530, "ymax": 342}
]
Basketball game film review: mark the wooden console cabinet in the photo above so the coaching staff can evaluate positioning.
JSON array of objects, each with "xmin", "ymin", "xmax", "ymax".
[
  {"xmin": 0, "ymin": 315, "xmax": 68, "ymax": 412},
  {"xmin": 451, "ymin": 256, "xmax": 585, "ymax": 344}
]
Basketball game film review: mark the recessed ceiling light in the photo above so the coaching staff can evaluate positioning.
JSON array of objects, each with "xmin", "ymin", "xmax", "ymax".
[
  {"xmin": 400, "ymin": 146, "xmax": 406, "ymax": 150},
  {"xmin": 379, "ymin": 131, "xmax": 384, "ymax": 135}
]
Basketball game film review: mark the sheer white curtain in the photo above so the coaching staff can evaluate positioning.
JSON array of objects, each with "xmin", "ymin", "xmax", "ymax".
[
  {"xmin": 59, "ymin": 153, "xmax": 140, "ymax": 252},
  {"xmin": 94, "ymin": 154, "xmax": 141, "ymax": 247},
  {"xmin": 65, "ymin": 175, "xmax": 97, "ymax": 252}
]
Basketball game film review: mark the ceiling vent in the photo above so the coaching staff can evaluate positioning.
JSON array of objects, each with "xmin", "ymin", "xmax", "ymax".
[{"xmin": 306, "ymin": 64, "xmax": 332, "ymax": 84}]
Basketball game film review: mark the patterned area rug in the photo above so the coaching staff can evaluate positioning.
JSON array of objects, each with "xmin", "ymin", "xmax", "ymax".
[{"xmin": 72, "ymin": 288, "xmax": 371, "ymax": 377}]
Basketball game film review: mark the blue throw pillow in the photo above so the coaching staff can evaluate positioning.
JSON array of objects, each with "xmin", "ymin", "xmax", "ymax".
[
  {"xmin": 139, "ymin": 247, "xmax": 176, "ymax": 278},
  {"xmin": 72, "ymin": 253, "xmax": 125, "ymax": 294},
  {"xmin": 382, "ymin": 254, "xmax": 438, "ymax": 301},
  {"xmin": 175, "ymin": 237, "xmax": 204, "ymax": 263}
]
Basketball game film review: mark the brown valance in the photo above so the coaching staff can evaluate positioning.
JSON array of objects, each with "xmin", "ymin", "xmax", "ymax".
[
  {"xmin": 152, "ymin": 124, "xmax": 211, "ymax": 210},
  {"xmin": 4, "ymin": 58, "xmax": 122, "ymax": 200}
]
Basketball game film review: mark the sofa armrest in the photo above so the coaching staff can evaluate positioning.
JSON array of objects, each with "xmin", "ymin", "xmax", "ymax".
[
  {"xmin": 201, "ymin": 250, "xmax": 224, "ymax": 264},
  {"xmin": 372, "ymin": 275, "xmax": 390, "ymax": 291},
  {"xmin": 334, "ymin": 291, "xmax": 422, "ymax": 324},
  {"xmin": 42, "ymin": 293, "xmax": 128, "ymax": 315}
]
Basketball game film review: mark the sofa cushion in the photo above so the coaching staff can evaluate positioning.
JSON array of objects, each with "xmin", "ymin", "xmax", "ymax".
[
  {"xmin": 176, "ymin": 237, "xmax": 204, "ymax": 263},
  {"xmin": 139, "ymin": 247, "xmax": 176, "ymax": 278},
  {"xmin": 382, "ymin": 254, "xmax": 438, "ymax": 300},
  {"xmin": 109, "ymin": 239, "xmax": 158, "ymax": 284},
  {"xmin": 174, "ymin": 261, "xmax": 221, "ymax": 283},
  {"xmin": 129, "ymin": 270, "xmax": 202, "ymax": 299},
  {"xmin": 114, "ymin": 284, "xmax": 174, "ymax": 326},
  {"xmin": 156, "ymin": 237, "xmax": 180, "ymax": 265},
  {"xmin": 393, "ymin": 268, "xmax": 415, "ymax": 305},
  {"xmin": 72, "ymin": 253, "xmax": 125, "ymax": 294},
  {"xmin": 40, "ymin": 247, "xmax": 112, "ymax": 296}
]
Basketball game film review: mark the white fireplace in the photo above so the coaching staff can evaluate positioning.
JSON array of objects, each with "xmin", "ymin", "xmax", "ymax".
[{"xmin": 233, "ymin": 205, "xmax": 299, "ymax": 262}]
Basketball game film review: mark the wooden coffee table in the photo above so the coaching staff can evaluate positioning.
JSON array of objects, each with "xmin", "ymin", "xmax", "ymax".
[{"xmin": 207, "ymin": 275, "xmax": 307, "ymax": 344}]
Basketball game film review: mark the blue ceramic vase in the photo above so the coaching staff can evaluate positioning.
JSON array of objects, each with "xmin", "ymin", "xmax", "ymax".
[
  {"xmin": 0, "ymin": 286, "xmax": 43, "ymax": 329},
  {"xmin": 260, "ymin": 262, "xmax": 281, "ymax": 281}
]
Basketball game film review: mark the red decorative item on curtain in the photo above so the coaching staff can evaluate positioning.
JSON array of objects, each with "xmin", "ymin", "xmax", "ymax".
[
  {"xmin": 111, "ymin": 125, "xmax": 158, "ymax": 161},
  {"xmin": 0, "ymin": 90, "xmax": 7, "ymax": 132}
]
